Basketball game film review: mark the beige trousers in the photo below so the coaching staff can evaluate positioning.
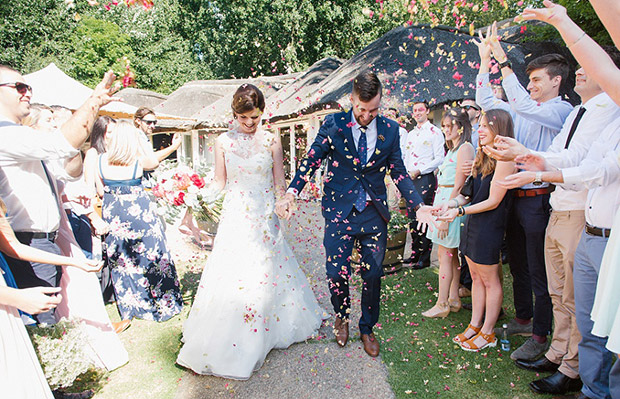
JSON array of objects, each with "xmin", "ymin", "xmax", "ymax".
[{"xmin": 544, "ymin": 210, "xmax": 585, "ymax": 379}]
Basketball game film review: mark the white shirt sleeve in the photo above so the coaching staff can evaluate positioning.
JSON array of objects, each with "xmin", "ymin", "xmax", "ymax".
[{"xmin": 0, "ymin": 123, "xmax": 78, "ymax": 164}]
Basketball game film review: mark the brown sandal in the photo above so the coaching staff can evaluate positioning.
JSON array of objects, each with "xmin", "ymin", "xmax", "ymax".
[
  {"xmin": 452, "ymin": 323, "xmax": 481, "ymax": 344},
  {"xmin": 461, "ymin": 331, "xmax": 497, "ymax": 352}
]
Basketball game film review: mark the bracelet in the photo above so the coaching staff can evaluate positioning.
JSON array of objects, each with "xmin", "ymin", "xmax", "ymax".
[
  {"xmin": 457, "ymin": 206, "xmax": 465, "ymax": 216},
  {"xmin": 568, "ymin": 32, "xmax": 586, "ymax": 48},
  {"xmin": 451, "ymin": 198, "xmax": 459, "ymax": 208}
]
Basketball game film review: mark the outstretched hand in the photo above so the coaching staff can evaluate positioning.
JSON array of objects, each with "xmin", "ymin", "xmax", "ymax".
[
  {"xmin": 482, "ymin": 136, "xmax": 528, "ymax": 162},
  {"xmin": 496, "ymin": 171, "xmax": 536, "ymax": 189},
  {"xmin": 514, "ymin": 153, "xmax": 548, "ymax": 172},
  {"xmin": 92, "ymin": 70, "xmax": 121, "ymax": 107},
  {"xmin": 436, "ymin": 208, "xmax": 459, "ymax": 223},
  {"xmin": 13, "ymin": 286, "xmax": 62, "ymax": 315},
  {"xmin": 472, "ymin": 26, "xmax": 493, "ymax": 62},
  {"xmin": 518, "ymin": 0, "xmax": 568, "ymax": 27},
  {"xmin": 415, "ymin": 205, "xmax": 438, "ymax": 233},
  {"xmin": 70, "ymin": 259, "xmax": 104, "ymax": 273}
]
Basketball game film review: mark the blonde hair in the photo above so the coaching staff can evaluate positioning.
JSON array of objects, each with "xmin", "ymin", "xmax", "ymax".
[
  {"xmin": 22, "ymin": 104, "xmax": 53, "ymax": 130},
  {"xmin": 106, "ymin": 120, "xmax": 143, "ymax": 166}
]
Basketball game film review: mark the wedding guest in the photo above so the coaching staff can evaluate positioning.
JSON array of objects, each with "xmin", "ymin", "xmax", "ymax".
[
  {"xmin": 459, "ymin": 98, "xmax": 481, "ymax": 148},
  {"xmin": 0, "ymin": 197, "xmax": 102, "ymax": 399},
  {"xmin": 97, "ymin": 120, "xmax": 183, "ymax": 322},
  {"xmin": 177, "ymin": 84, "xmax": 324, "ymax": 379},
  {"xmin": 0, "ymin": 65, "xmax": 116, "ymax": 325},
  {"xmin": 437, "ymin": 109, "xmax": 515, "ymax": 351},
  {"xmin": 400, "ymin": 100, "xmax": 445, "ymax": 269},
  {"xmin": 485, "ymin": 64, "xmax": 620, "ymax": 395},
  {"xmin": 133, "ymin": 106, "xmax": 182, "ymax": 167},
  {"xmin": 422, "ymin": 108, "xmax": 474, "ymax": 318},
  {"xmin": 475, "ymin": 25, "xmax": 573, "ymax": 361}
]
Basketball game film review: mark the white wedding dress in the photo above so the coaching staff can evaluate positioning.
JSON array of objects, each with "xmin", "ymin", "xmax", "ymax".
[{"xmin": 176, "ymin": 128, "xmax": 325, "ymax": 380}]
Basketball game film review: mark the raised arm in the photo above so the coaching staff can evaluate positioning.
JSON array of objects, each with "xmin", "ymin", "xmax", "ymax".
[
  {"xmin": 520, "ymin": 1, "xmax": 620, "ymax": 106},
  {"xmin": 154, "ymin": 133, "xmax": 183, "ymax": 162},
  {"xmin": 60, "ymin": 71, "xmax": 119, "ymax": 149}
]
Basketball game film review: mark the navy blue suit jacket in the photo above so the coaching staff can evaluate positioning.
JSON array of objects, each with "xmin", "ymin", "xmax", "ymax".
[{"xmin": 289, "ymin": 110, "xmax": 424, "ymax": 223}]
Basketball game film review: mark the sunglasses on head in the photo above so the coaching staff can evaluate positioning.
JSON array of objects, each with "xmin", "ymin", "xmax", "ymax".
[
  {"xmin": 142, "ymin": 119, "xmax": 157, "ymax": 126},
  {"xmin": 462, "ymin": 105, "xmax": 480, "ymax": 111},
  {"xmin": 0, "ymin": 82, "xmax": 32, "ymax": 95}
]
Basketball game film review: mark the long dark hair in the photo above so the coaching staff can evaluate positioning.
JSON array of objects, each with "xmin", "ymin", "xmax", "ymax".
[
  {"xmin": 90, "ymin": 115, "xmax": 116, "ymax": 154},
  {"xmin": 442, "ymin": 107, "xmax": 472, "ymax": 151}
]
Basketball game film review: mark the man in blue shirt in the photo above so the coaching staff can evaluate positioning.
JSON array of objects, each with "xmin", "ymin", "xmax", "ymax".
[{"xmin": 475, "ymin": 23, "xmax": 573, "ymax": 362}]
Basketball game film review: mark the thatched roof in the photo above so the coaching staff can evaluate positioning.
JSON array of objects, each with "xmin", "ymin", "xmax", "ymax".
[
  {"xmin": 157, "ymin": 73, "xmax": 301, "ymax": 120},
  {"xmin": 192, "ymin": 74, "xmax": 302, "ymax": 129},
  {"xmin": 265, "ymin": 57, "xmax": 343, "ymax": 123},
  {"xmin": 274, "ymin": 24, "xmax": 570, "ymax": 118},
  {"xmin": 113, "ymin": 88, "xmax": 168, "ymax": 109}
]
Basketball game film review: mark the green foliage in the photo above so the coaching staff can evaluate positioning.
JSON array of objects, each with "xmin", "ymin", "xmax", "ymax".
[{"xmin": 68, "ymin": 17, "xmax": 134, "ymax": 87}]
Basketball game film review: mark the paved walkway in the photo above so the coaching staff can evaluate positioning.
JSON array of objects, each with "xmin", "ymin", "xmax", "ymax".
[{"xmin": 173, "ymin": 201, "xmax": 395, "ymax": 399}]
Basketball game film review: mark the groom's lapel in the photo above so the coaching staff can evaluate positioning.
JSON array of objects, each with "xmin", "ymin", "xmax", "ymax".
[
  {"xmin": 366, "ymin": 116, "xmax": 389, "ymax": 167},
  {"xmin": 338, "ymin": 110, "xmax": 359, "ymax": 160}
]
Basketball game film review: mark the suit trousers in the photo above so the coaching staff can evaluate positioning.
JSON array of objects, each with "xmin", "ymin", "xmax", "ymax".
[
  {"xmin": 574, "ymin": 231, "xmax": 616, "ymax": 399},
  {"xmin": 544, "ymin": 210, "xmax": 585, "ymax": 379},
  {"xmin": 4, "ymin": 234, "xmax": 63, "ymax": 325},
  {"xmin": 409, "ymin": 172, "xmax": 436, "ymax": 265},
  {"xmin": 324, "ymin": 204, "xmax": 387, "ymax": 335},
  {"xmin": 506, "ymin": 194, "xmax": 553, "ymax": 337}
]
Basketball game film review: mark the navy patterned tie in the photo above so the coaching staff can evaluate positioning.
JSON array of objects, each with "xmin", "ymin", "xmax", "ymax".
[{"xmin": 354, "ymin": 125, "xmax": 368, "ymax": 212}]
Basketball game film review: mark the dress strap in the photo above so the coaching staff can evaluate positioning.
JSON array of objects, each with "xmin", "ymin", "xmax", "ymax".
[
  {"xmin": 98, "ymin": 154, "xmax": 105, "ymax": 180},
  {"xmin": 131, "ymin": 160, "xmax": 140, "ymax": 180}
]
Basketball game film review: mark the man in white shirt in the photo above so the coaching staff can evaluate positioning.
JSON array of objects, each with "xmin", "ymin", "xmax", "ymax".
[
  {"xmin": 0, "ymin": 65, "xmax": 117, "ymax": 325},
  {"xmin": 476, "ymin": 27, "xmax": 574, "ymax": 361},
  {"xmin": 400, "ymin": 100, "xmax": 445, "ymax": 269},
  {"xmin": 498, "ymin": 116, "xmax": 620, "ymax": 399},
  {"xmin": 486, "ymin": 66, "xmax": 620, "ymax": 395}
]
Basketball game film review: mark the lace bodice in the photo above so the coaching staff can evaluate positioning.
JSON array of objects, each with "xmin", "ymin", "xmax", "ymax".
[{"xmin": 220, "ymin": 128, "xmax": 276, "ymax": 216}]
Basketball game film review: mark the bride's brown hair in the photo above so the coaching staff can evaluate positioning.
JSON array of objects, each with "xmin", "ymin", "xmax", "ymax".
[{"xmin": 231, "ymin": 84, "xmax": 265, "ymax": 115}]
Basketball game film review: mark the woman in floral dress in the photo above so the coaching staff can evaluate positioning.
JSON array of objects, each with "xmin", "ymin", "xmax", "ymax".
[{"xmin": 97, "ymin": 121, "xmax": 183, "ymax": 322}]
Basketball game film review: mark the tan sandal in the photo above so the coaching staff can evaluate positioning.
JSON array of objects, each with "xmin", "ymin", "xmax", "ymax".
[
  {"xmin": 422, "ymin": 301, "xmax": 450, "ymax": 318},
  {"xmin": 452, "ymin": 323, "xmax": 481, "ymax": 344},
  {"xmin": 449, "ymin": 298, "xmax": 461, "ymax": 313},
  {"xmin": 461, "ymin": 331, "xmax": 497, "ymax": 352}
]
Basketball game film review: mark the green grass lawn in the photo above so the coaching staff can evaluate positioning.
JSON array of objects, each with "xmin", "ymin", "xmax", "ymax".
[{"xmin": 377, "ymin": 264, "xmax": 554, "ymax": 399}]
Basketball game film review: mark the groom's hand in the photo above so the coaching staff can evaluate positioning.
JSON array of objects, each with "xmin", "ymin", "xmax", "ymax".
[{"xmin": 276, "ymin": 193, "xmax": 296, "ymax": 220}]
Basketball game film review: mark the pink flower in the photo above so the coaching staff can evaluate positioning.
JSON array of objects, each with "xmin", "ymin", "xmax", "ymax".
[{"xmin": 452, "ymin": 71, "xmax": 463, "ymax": 81}]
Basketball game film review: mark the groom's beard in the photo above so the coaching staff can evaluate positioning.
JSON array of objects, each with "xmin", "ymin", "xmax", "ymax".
[{"xmin": 354, "ymin": 114, "xmax": 376, "ymax": 127}]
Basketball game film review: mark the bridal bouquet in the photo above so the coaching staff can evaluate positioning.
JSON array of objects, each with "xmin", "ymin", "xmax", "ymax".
[{"xmin": 151, "ymin": 160, "xmax": 224, "ymax": 224}]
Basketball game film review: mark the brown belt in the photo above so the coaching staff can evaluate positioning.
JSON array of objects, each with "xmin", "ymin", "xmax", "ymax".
[
  {"xmin": 514, "ymin": 186, "xmax": 554, "ymax": 198},
  {"xmin": 438, "ymin": 184, "xmax": 454, "ymax": 188},
  {"xmin": 585, "ymin": 223, "xmax": 612, "ymax": 238}
]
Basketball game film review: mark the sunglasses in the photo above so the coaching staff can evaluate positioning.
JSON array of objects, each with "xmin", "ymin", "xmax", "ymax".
[
  {"xmin": 142, "ymin": 119, "xmax": 157, "ymax": 126},
  {"xmin": 462, "ymin": 105, "xmax": 480, "ymax": 111},
  {"xmin": 0, "ymin": 82, "xmax": 32, "ymax": 95}
]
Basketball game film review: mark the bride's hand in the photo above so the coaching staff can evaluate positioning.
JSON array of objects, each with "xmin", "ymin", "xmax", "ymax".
[{"xmin": 275, "ymin": 193, "xmax": 295, "ymax": 220}]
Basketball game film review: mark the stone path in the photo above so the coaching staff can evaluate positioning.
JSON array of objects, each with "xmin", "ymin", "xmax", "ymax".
[{"xmin": 172, "ymin": 201, "xmax": 395, "ymax": 399}]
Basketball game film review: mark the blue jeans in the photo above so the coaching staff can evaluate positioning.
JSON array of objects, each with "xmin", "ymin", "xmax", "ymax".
[{"xmin": 574, "ymin": 230, "xmax": 613, "ymax": 399}]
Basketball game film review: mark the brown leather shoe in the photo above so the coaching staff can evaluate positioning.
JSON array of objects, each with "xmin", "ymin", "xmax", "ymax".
[
  {"xmin": 334, "ymin": 317, "xmax": 349, "ymax": 347},
  {"xmin": 361, "ymin": 333, "xmax": 380, "ymax": 357},
  {"xmin": 113, "ymin": 319, "xmax": 131, "ymax": 334}
]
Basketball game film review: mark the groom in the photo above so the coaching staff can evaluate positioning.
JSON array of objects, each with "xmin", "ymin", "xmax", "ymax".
[{"xmin": 276, "ymin": 71, "xmax": 433, "ymax": 357}]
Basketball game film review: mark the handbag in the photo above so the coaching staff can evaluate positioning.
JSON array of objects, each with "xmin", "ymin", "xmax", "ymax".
[{"xmin": 460, "ymin": 175, "xmax": 474, "ymax": 198}]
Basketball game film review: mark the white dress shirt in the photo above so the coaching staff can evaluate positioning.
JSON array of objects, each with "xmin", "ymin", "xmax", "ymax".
[
  {"xmin": 400, "ymin": 120, "xmax": 445, "ymax": 175},
  {"xmin": 351, "ymin": 115, "xmax": 377, "ymax": 164},
  {"xmin": 0, "ymin": 115, "xmax": 78, "ymax": 232},
  {"xmin": 476, "ymin": 72, "xmax": 574, "ymax": 189},
  {"xmin": 557, "ymin": 117, "xmax": 620, "ymax": 229},
  {"xmin": 538, "ymin": 93, "xmax": 620, "ymax": 211}
]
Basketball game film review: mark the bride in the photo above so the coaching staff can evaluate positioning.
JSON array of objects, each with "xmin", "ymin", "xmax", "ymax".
[{"xmin": 176, "ymin": 84, "xmax": 325, "ymax": 380}]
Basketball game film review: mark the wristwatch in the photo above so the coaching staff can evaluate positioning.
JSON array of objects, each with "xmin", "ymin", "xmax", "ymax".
[
  {"xmin": 498, "ymin": 59, "xmax": 512, "ymax": 69},
  {"xmin": 533, "ymin": 171, "xmax": 543, "ymax": 186}
]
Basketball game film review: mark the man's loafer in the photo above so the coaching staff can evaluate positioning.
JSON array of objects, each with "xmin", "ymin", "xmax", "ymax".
[
  {"xmin": 334, "ymin": 317, "xmax": 349, "ymax": 347},
  {"xmin": 530, "ymin": 371, "xmax": 582, "ymax": 395},
  {"xmin": 361, "ymin": 333, "xmax": 380, "ymax": 357},
  {"xmin": 515, "ymin": 356, "xmax": 560, "ymax": 373}
]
